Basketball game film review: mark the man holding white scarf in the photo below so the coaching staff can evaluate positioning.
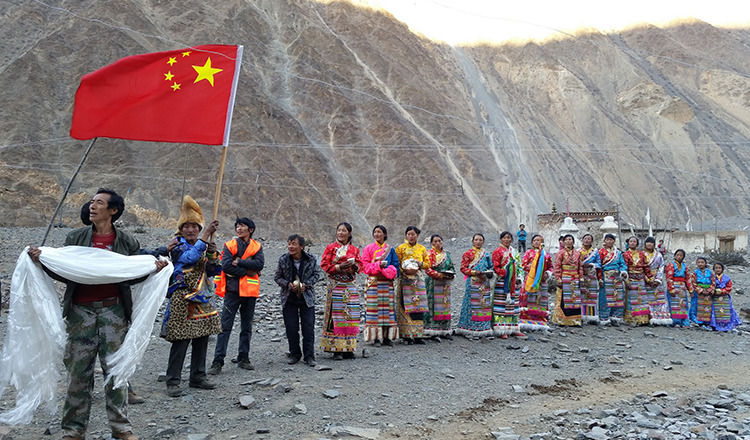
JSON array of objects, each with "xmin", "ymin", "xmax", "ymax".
[{"xmin": 28, "ymin": 188, "xmax": 167, "ymax": 440}]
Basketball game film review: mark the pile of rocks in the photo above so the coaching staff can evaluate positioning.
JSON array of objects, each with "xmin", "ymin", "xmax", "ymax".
[{"xmin": 492, "ymin": 387, "xmax": 750, "ymax": 440}]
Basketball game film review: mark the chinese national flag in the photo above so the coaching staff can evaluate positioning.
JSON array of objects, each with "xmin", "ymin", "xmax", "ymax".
[{"xmin": 70, "ymin": 44, "xmax": 243, "ymax": 146}]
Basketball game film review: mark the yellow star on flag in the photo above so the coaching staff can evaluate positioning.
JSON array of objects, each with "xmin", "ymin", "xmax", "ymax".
[
  {"xmin": 171, "ymin": 82, "xmax": 181, "ymax": 91},
  {"xmin": 182, "ymin": 51, "xmax": 191, "ymax": 57},
  {"xmin": 164, "ymin": 71, "xmax": 174, "ymax": 81},
  {"xmin": 167, "ymin": 57, "xmax": 177, "ymax": 66},
  {"xmin": 192, "ymin": 57, "xmax": 223, "ymax": 86}
]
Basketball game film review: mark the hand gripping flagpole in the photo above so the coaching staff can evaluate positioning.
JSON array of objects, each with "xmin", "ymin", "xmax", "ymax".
[
  {"xmin": 41, "ymin": 138, "xmax": 98, "ymax": 246},
  {"xmin": 211, "ymin": 45, "xmax": 243, "ymax": 237}
]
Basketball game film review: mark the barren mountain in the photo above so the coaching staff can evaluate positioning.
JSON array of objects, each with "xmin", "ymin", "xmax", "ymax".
[{"xmin": 2, "ymin": 0, "xmax": 750, "ymax": 241}]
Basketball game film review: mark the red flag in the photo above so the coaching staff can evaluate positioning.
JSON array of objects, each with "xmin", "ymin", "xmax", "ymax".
[{"xmin": 70, "ymin": 44, "xmax": 243, "ymax": 146}]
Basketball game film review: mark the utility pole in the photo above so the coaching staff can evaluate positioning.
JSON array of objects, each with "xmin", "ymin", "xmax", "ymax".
[{"xmin": 615, "ymin": 203, "xmax": 623, "ymax": 250}]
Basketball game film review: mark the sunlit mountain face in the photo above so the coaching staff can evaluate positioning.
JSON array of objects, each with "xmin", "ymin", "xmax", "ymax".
[{"xmin": 349, "ymin": 0, "xmax": 750, "ymax": 44}]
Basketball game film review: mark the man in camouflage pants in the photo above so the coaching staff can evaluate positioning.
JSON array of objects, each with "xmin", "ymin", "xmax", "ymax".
[{"xmin": 29, "ymin": 188, "xmax": 166, "ymax": 440}]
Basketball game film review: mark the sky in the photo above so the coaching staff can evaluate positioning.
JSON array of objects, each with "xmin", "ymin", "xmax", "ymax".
[{"xmin": 351, "ymin": 0, "xmax": 750, "ymax": 45}]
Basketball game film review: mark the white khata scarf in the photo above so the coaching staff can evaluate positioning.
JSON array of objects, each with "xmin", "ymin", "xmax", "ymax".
[{"xmin": 0, "ymin": 246, "xmax": 172, "ymax": 425}]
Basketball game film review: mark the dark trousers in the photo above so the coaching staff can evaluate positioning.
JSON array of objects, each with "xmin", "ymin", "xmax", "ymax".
[
  {"xmin": 282, "ymin": 294, "xmax": 316, "ymax": 361},
  {"xmin": 166, "ymin": 335, "xmax": 209, "ymax": 386},
  {"xmin": 212, "ymin": 292, "xmax": 256, "ymax": 365},
  {"xmin": 518, "ymin": 240, "xmax": 527, "ymax": 253}
]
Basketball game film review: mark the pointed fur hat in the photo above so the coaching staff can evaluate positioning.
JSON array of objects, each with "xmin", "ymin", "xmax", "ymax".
[{"xmin": 177, "ymin": 195, "xmax": 204, "ymax": 231}]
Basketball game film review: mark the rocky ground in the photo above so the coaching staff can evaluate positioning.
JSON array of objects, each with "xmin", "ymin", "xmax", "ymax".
[{"xmin": 1, "ymin": 227, "xmax": 750, "ymax": 440}]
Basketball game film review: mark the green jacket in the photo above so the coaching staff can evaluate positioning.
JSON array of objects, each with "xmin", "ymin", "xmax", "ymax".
[{"xmin": 55, "ymin": 226, "xmax": 142, "ymax": 321}]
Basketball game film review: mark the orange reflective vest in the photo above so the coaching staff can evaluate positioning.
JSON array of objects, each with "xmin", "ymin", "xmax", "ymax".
[{"xmin": 215, "ymin": 238, "xmax": 261, "ymax": 298}]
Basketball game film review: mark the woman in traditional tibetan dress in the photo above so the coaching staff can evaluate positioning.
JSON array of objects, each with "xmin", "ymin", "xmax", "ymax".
[
  {"xmin": 643, "ymin": 237, "xmax": 672, "ymax": 325},
  {"xmin": 320, "ymin": 222, "xmax": 362, "ymax": 360},
  {"xmin": 710, "ymin": 262, "xmax": 741, "ymax": 331},
  {"xmin": 424, "ymin": 234, "xmax": 455, "ymax": 339},
  {"xmin": 519, "ymin": 234, "xmax": 553, "ymax": 332},
  {"xmin": 551, "ymin": 234, "xmax": 583, "ymax": 326},
  {"xmin": 690, "ymin": 257, "xmax": 715, "ymax": 326},
  {"xmin": 456, "ymin": 233, "xmax": 495, "ymax": 338},
  {"xmin": 492, "ymin": 231, "xmax": 524, "ymax": 338},
  {"xmin": 361, "ymin": 225, "xmax": 399, "ymax": 346},
  {"xmin": 597, "ymin": 233, "xmax": 628, "ymax": 325},
  {"xmin": 622, "ymin": 236, "xmax": 652, "ymax": 326},
  {"xmin": 395, "ymin": 226, "xmax": 430, "ymax": 344},
  {"xmin": 664, "ymin": 249, "xmax": 692, "ymax": 327},
  {"xmin": 578, "ymin": 234, "xmax": 602, "ymax": 324}
]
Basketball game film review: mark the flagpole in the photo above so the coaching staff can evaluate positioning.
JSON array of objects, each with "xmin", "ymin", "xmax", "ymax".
[
  {"xmin": 41, "ymin": 138, "xmax": 97, "ymax": 245},
  {"xmin": 212, "ymin": 145, "xmax": 228, "ymax": 222},
  {"xmin": 210, "ymin": 44, "xmax": 243, "ymax": 239}
]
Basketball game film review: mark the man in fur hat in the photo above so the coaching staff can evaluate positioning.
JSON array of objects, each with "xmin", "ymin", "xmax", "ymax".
[{"xmin": 161, "ymin": 196, "xmax": 221, "ymax": 397}]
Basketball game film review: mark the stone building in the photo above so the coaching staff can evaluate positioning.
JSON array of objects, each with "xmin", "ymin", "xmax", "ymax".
[{"xmin": 536, "ymin": 208, "xmax": 748, "ymax": 254}]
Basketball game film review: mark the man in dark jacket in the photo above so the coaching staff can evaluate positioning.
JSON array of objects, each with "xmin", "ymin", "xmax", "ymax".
[
  {"xmin": 208, "ymin": 217, "xmax": 264, "ymax": 374},
  {"xmin": 273, "ymin": 235, "xmax": 320, "ymax": 366},
  {"xmin": 28, "ymin": 188, "xmax": 167, "ymax": 440}
]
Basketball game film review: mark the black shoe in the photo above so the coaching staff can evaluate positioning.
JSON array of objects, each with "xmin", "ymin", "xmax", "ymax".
[
  {"xmin": 238, "ymin": 359, "xmax": 255, "ymax": 370},
  {"xmin": 127, "ymin": 391, "xmax": 145, "ymax": 404},
  {"xmin": 373, "ymin": 339, "xmax": 382, "ymax": 347},
  {"xmin": 333, "ymin": 353, "xmax": 343, "ymax": 361},
  {"xmin": 443, "ymin": 333, "xmax": 454, "ymax": 340},
  {"xmin": 287, "ymin": 356, "xmax": 301, "ymax": 365},
  {"xmin": 405, "ymin": 338, "xmax": 414, "ymax": 345},
  {"xmin": 166, "ymin": 385, "xmax": 183, "ymax": 398},
  {"xmin": 304, "ymin": 358, "xmax": 317, "ymax": 367},
  {"xmin": 207, "ymin": 362, "xmax": 222, "ymax": 375},
  {"xmin": 414, "ymin": 338, "xmax": 426, "ymax": 345},
  {"xmin": 342, "ymin": 352, "xmax": 355, "ymax": 359},
  {"xmin": 189, "ymin": 380, "xmax": 217, "ymax": 390},
  {"xmin": 382, "ymin": 338, "xmax": 393, "ymax": 346}
]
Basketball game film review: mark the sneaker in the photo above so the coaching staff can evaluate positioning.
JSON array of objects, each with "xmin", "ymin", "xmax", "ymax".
[
  {"xmin": 382, "ymin": 338, "xmax": 393, "ymax": 346},
  {"xmin": 413, "ymin": 338, "xmax": 426, "ymax": 345},
  {"xmin": 166, "ymin": 385, "xmax": 183, "ymax": 398},
  {"xmin": 304, "ymin": 358, "xmax": 317, "ymax": 367},
  {"xmin": 287, "ymin": 356, "xmax": 301, "ymax": 365},
  {"xmin": 373, "ymin": 339, "xmax": 382, "ymax": 347},
  {"xmin": 443, "ymin": 333, "xmax": 454, "ymax": 341},
  {"xmin": 127, "ymin": 391, "xmax": 145, "ymax": 404},
  {"xmin": 333, "ymin": 353, "xmax": 343, "ymax": 361},
  {"xmin": 514, "ymin": 332, "xmax": 527, "ymax": 338},
  {"xmin": 207, "ymin": 362, "xmax": 222, "ymax": 375},
  {"xmin": 237, "ymin": 359, "xmax": 255, "ymax": 370},
  {"xmin": 112, "ymin": 431, "xmax": 138, "ymax": 440},
  {"xmin": 189, "ymin": 380, "xmax": 217, "ymax": 390},
  {"xmin": 500, "ymin": 334, "xmax": 509, "ymax": 339}
]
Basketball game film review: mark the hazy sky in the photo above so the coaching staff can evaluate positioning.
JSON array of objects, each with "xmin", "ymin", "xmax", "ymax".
[{"xmin": 352, "ymin": 0, "xmax": 750, "ymax": 44}]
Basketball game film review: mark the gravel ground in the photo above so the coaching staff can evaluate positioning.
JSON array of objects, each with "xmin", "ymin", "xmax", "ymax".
[{"xmin": 1, "ymin": 227, "xmax": 750, "ymax": 440}]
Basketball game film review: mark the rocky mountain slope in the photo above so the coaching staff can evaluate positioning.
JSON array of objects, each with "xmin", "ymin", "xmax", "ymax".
[{"xmin": 1, "ymin": 1, "xmax": 749, "ymax": 241}]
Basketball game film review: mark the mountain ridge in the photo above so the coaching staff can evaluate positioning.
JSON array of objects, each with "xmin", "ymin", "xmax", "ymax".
[{"xmin": 1, "ymin": 1, "xmax": 749, "ymax": 241}]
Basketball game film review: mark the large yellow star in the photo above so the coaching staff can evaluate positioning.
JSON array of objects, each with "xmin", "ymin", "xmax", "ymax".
[{"xmin": 192, "ymin": 57, "xmax": 223, "ymax": 87}]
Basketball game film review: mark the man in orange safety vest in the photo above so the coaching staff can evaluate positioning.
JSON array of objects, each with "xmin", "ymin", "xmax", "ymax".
[{"xmin": 208, "ymin": 217, "xmax": 264, "ymax": 374}]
